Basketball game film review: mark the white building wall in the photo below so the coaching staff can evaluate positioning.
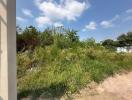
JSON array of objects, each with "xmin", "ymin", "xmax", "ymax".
[
  {"xmin": 0, "ymin": 0, "xmax": 17, "ymax": 100},
  {"xmin": 117, "ymin": 46, "xmax": 132, "ymax": 53}
]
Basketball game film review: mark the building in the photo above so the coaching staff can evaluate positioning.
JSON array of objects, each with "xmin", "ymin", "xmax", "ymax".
[
  {"xmin": 0, "ymin": 0, "xmax": 17, "ymax": 100},
  {"xmin": 117, "ymin": 46, "xmax": 132, "ymax": 53}
]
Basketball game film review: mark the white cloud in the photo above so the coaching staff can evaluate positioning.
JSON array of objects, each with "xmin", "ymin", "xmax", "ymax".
[
  {"xmin": 35, "ymin": 16, "xmax": 52, "ymax": 27},
  {"xmin": 100, "ymin": 21, "xmax": 113, "ymax": 28},
  {"xmin": 100, "ymin": 15, "xmax": 119, "ymax": 28},
  {"xmin": 22, "ymin": 9, "xmax": 34, "ymax": 17},
  {"xmin": 85, "ymin": 21, "xmax": 97, "ymax": 30},
  {"xmin": 35, "ymin": 0, "xmax": 89, "ymax": 26},
  {"xmin": 126, "ymin": 8, "xmax": 132, "ymax": 13},
  {"xmin": 16, "ymin": 16, "xmax": 26, "ymax": 22},
  {"xmin": 54, "ymin": 22, "xmax": 63, "ymax": 27}
]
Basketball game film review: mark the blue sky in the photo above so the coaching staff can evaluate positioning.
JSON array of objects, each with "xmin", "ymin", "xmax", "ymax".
[{"xmin": 16, "ymin": 0, "xmax": 132, "ymax": 42}]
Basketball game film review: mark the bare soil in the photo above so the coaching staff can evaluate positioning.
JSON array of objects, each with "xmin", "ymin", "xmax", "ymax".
[{"xmin": 68, "ymin": 72, "xmax": 132, "ymax": 100}]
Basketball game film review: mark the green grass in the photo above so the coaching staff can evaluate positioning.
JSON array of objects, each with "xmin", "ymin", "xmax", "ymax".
[{"xmin": 17, "ymin": 43, "xmax": 132, "ymax": 99}]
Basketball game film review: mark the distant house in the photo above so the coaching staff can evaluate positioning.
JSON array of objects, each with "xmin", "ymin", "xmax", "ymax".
[{"xmin": 117, "ymin": 46, "xmax": 132, "ymax": 53}]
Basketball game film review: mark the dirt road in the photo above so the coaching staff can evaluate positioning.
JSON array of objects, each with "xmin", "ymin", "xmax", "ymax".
[{"xmin": 70, "ymin": 72, "xmax": 132, "ymax": 100}]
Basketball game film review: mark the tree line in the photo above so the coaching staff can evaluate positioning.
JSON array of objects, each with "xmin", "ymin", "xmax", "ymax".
[
  {"xmin": 17, "ymin": 26, "xmax": 132, "ymax": 52},
  {"xmin": 17, "ymin": 26, "xmax": 79, "ymax": 52},
  {"xmin": 102, "ymin": 32, "xmax": 132, "ymax": 50}
]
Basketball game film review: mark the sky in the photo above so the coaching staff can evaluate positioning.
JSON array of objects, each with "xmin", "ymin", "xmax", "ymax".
[{"xmin": 16, "ymin": 0, "xmax": 132, "ymax": 42}]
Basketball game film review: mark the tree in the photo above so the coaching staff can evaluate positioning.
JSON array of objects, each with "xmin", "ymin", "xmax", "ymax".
[
  {"xmin": 117, "ymin": 32, "xmax": 132, "ymax": 47},
  {"xmin": 39, "ymin": 28, "xmax": 54, "ymax": 47},
  {"xmin": 66, "ymin": 29, "xmax": 79, "ymax": 43},
  {"xmin": 17, "ymin": 26, "xmax": 25, "ymax": 51},
  {"xmin": 17, "ymin": 33, "xmax": 25, "ymax": 51},
  {"xmin": 117, "ymin": 34, "xmax": 127, "ymax": 47},
  {"xmin": 17, "ymin": 26, "xmax": 40, "ymax": 51},
  {"xmin": 102, "ymin": 39, "xmax": 116, "ymax": 46},
  {"xmin": 51, "ymin": 27, "xmax": 79, "ymax": 49},
  {"xmin": 126, "ymin": 32, "xmax": 132, "ymax": 46},
  {"xmin": 102, "ymin": 39, "xmax": 117, "ymax": 50}
]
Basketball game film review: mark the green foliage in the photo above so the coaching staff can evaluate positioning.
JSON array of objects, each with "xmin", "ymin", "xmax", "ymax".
[
  {"xmin": 17, "ymin": 44, "xmax": 132, "ymax": 99},
  {"xmin": 102, "ymin": 32, "xmax": 132, "ymax": 50},
  {"xmin": 66, "ymin": 29, "xmax": 79, "ymax": 43},
  {"xmin": 17, "ymin": 27, "xmax": 132, "ymax": 99},
  {"xmin": 53, "ymin": 33, "xmax": 71, "ymax": 49},
  {"xmin": 17, "ymin": 26, "xmax": 40, "ymax": 51},
  {"xmin": 39, "ymin": 28, "xmax": 54, "ymax": 47},
  {"xmin": 117, "ymin": 32, "xmax": 132, "ymax": 46},
  {"xmin": 117, "ymin": 34, "xmax": 128, "ymax": 46},
  {"xmin": 102, "ymin": 39, "xmax": 117, "ymax": 51},
  {"xmin": 17, "ymin": 27, "xmax": 79, "ymax": 51}
]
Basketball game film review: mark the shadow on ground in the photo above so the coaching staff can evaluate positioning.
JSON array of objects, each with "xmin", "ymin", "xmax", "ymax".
[{"xmin": 18, "ymin": 82, "xmax": 68, "ymax": 100}]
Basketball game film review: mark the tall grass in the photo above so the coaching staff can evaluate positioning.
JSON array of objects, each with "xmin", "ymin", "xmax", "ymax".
[
  {"xmin": 17, "ymin": 40, "xmax": 132, "ymax": 99},
  {"xmin": 17, "ymin": 27, "xmax": 132, "ymax": 99}
]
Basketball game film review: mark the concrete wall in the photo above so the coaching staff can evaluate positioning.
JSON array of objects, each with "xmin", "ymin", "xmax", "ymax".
[{"xmin": 0, "ymin": 0, "xmax": 17, "ymax": 100}]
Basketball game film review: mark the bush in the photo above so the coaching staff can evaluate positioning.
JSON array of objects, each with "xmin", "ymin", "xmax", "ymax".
[{"xmin": 17, "ymin": 26, "xmax": 40, "ymax": 51}]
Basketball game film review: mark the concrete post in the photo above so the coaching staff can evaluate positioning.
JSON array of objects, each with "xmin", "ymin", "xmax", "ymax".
[{"xmin": 0, "ymin": 0, "xmax": 17, "ymax": 100}]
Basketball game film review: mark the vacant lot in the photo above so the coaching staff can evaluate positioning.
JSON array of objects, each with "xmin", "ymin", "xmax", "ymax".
[{"xmin": 17, "ymin": 27, "xmax": 132, "ymax": 99}]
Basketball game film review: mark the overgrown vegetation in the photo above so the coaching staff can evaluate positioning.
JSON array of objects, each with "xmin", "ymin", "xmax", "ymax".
[
  {"xmin": 17, "ymin": 26, "xmax": 132, "ymax": 99},
  {"xmin": 102, "ymin": 32, "xmax": 132, "ymax": 50}
]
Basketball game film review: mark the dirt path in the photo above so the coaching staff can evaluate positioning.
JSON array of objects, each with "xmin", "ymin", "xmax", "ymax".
[{"xmin": 68, "ymin": 72, "xmax": 132, "ymax": 100}]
